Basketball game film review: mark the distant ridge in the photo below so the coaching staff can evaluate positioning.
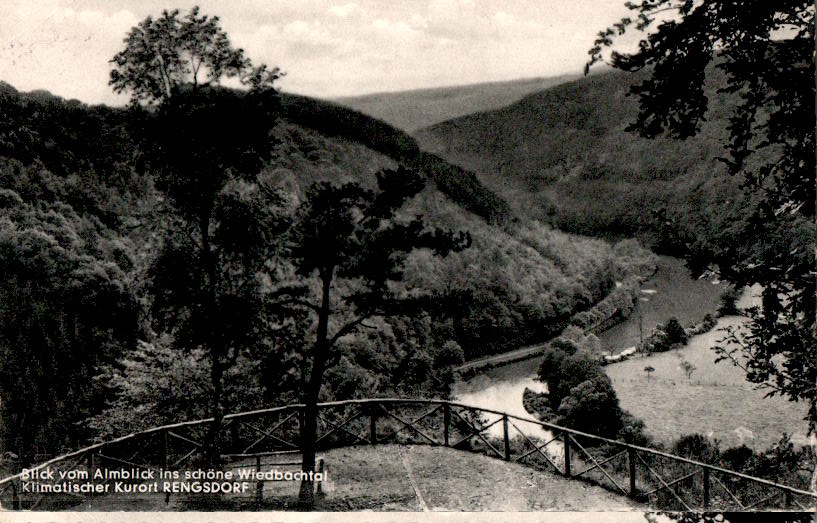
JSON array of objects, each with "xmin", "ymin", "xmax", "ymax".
[
  {"xmin": 334, "ymin": 74, "xmax": 582, "ymax": 132},
  {"xmin": 413, "ymin": 66, "xmax": 743, "ymax": 250}
]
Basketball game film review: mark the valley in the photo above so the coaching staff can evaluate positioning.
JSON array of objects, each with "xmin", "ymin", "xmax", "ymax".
[{"xmin": 454, "ymin": 256, "xmax": 810, "ymax": 451}]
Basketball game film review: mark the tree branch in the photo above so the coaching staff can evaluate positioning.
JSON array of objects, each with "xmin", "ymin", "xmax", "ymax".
[{"xmin": 328, "ymin": 313, "xmax": 377, "ymax": 349}]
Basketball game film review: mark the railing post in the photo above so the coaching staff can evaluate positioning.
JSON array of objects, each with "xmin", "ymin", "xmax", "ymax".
[
  {"xmin": 316, "ymin": 457, "xmax": 325, "ymax": 497},
  {"xmin": 255, "ymin": 455, "xmax": 263, "ymax": 503},
  {"xmin": 562, "ymin": 431, "xmax": 571, "ymax": 478},
  {"xmin": 502, "ymin": 415, "xmax": 511, "ymax": 461},
  {"xmin": 783, "ymin": 490, "xmax": 792, "ymax": 508},
  {"xmin": 628, "ymin": 448, "xmax": 637, "ymax": 498},
  {"xmin": 702, "ymin": 467, "xmax": 710, "ymax": 509},
  {"xmin": 443, "ymin": 403, "xmax": 451, "ymax": 447},
  {"xmin": 369, "ymin": 402, "xmax": 378, "ymax": 445},
  {"xmin": 11, "ymin": 479, "xmax": 20, "ymax": 510}
]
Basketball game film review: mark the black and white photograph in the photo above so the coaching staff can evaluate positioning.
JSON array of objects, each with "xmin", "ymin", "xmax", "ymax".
[{"xmin": 0, "ymin": 1, "xmax": 814, "ymax": 520}]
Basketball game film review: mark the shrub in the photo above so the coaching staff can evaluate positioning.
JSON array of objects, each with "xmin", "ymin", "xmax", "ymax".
[
  {"xmin": 719, "ymin": 444, "xmax": 755, "ymax": 472},
  {"xmin": 538, "ymin": 345, "xmax": 605, "ymax": 409},
  {"xmin": 556, "ymin": 375, "xmax": 623, "ymax": 439},
  {"xmin": 617, "ymin": 410, "xmax": 651, "ymax": 446},
  {"xmin": 664, "ymin": 316, "xmax": 688, "ymax": 345},
  {"xmin": 433, "ymin": 340, "xmax": 465, "ymax": 369},
  {"xmin": 718, "ymin": 286, "xmax": 740, "ymax": 316},
  {"xmin": 672, "ymin": 433, "xmax": 720, "ymax": 464}
]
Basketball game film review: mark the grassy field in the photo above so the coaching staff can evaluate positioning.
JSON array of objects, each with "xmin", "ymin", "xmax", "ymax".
[
  {"xmin": 605, "ymin": 313, "xmax": 810, "ymax": 451},
  {"xmin": 74, "ymin": 445, "xmax": 642, "ymax": 512}
]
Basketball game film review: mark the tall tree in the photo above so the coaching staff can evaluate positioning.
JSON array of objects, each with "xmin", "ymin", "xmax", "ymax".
[
  {"xmin": 588, "ymin": 2, "xmax": 815, "ymax": 432},
  {"xmin": 110, "ymin": 6, "xmax": 280, "ymax": 106},
  {"xmin": 110, "ymin": 6, "xmax": 283, "ymax": 463},
  {"xmin": 278, "ymin": 167, "xmax": 469, "ymax": 508}
]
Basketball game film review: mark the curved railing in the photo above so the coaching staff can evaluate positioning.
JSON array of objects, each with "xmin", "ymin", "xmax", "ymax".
[{"xmin": 0, "ymin": 398, "xmax": 814, "ymax": 511}]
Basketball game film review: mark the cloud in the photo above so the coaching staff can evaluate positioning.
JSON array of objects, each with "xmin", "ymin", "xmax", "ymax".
[
  {"xmin": 1, "ymin": 1, "xmax": 139, "ymax": 104},
  {"xmin": 371, "ymin": 18, "xmax": 420, "ymax": 40},
  {"xmin": 0, "ymin": 0, "xmax": 638, "ymax": 102},
  {"xmin": 328, "ymin": 2, "xmax": 362, "ymax": 18}
]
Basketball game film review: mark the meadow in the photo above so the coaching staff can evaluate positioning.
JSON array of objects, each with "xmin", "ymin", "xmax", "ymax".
[{"xmin": 605, "ymin": 312, "xmax": 810, "ymax": 451}]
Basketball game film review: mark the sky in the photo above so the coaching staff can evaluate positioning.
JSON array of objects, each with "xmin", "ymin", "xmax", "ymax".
[{"xmin": 0, "ymin": 0, "xmax": 639, "ymax": 106}]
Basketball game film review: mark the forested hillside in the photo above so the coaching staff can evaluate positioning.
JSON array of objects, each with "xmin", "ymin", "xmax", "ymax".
[
  {"xmin": 0, "ymin": 82, "xmax": 653, "ymax": 460},
  {"xmin": 414, "ymin": 66, "xmax": 745, "ymax": 255},
  {"xmin": 335, "ymin": 74, "xmax": 580, "ymax": 132}
]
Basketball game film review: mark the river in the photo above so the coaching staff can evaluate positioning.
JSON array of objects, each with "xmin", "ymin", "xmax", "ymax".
[
  {"xmin": 454, "ymin": 256, "xmax": 721, "ymax": 400},
  {"xmin": 453, "ymin": 255, "xmax": 810, "ymax": 450}
]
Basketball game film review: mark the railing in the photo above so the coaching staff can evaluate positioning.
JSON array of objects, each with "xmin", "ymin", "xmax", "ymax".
[{"xmin": 0, "ymin": 398, "xmax": 814, "ymax": 511}]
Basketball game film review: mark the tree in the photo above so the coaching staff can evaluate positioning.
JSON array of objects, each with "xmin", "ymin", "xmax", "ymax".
[
  {"xmin": 588, "ymin": 1, "xmax": 816, "ymax": 433},
  {"xmin": 664, "ymin": 316, "xmax": 688, "ymax": 345},
  {"xmin": 538, "ymin": 342, "xmax": 606, "ymax": 411},
  {"xmin": 110, "ymin": 6, "xmax": 283, "ymax": 464},
  {"xmin": 110, "ymin": 6, "xmax": 280, "ymax": 106},
  {"xmin": 717, "ymin": 286, "xmax": 740, "ymax": 316},
  {"xmin": 557, "ymin": 375, "xmax": 623, "ymax": 439},
  {"xmin": 279, "ymin": 167, "xmax": 469, "ymax": 508}
]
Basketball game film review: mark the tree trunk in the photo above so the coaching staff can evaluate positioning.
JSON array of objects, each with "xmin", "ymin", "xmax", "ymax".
[
  {"xmin": 199, "ymin": 210, "xmax": 225, "ymax": 467},
  {"xmin": 298, "ymin": 270, "xmax": 332, "ymax": 509}
]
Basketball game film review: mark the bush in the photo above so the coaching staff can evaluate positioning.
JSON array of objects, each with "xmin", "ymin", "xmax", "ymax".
[
  {"xmin": 672, "ymin": 433, "xmax": 720, "ymax": 464},
  {"xmin": 556, "ymin": 375, "xmax": 623, "ymax": 439},
  {"xmin": 617, "ymin": 410, "xmax": 651, "ymax": 446},
  {"xmin": 433, "ymin": 340, "xmax": 465, "ymax": 369},
  {"xmin": 538, "ymin": 345, "xmax": 605, "ymax": 410},
  {"xmin": 718, "ymin": 286, "xmax": 740, "ymax": 316},
  {"xmin": 664, "ymin": 316, "xmax": 688, "ymax": 345}
]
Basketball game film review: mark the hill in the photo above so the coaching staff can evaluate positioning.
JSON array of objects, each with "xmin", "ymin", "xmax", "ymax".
[
  {"xmin": 414, "ymin": 67, "xmax": 745, "ymax": 254},
  {"xmin": 334, "ymin": 75, "xmax": 580, "ymax": 133},
  {"xmin": 0, "ymin": 82, "xmax": 655, "ymax": 457}
]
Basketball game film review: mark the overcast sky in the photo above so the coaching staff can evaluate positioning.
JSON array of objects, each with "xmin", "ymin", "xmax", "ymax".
[{"xmin": 1, "ymin": 0, "xmax": 638, "ymax": 105}]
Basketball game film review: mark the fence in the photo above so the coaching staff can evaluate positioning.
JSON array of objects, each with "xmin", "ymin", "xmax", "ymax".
[{"xmin": 0, "ymin": 398, "xmax": 814, "ymax": 511}]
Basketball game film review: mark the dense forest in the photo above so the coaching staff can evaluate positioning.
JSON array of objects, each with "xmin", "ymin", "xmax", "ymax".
[
  {"xmin": 414, "ymin": 66, "xmax": 746, "ymax": 256},
  {"xmin": 0, "ymin": 80, "xmax": 654, "ymax": 463}
]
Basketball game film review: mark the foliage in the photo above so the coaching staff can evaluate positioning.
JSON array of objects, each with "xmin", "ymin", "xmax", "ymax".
[
  {"xmin": 536, "ymin": 333, "xmax": 638, "ymax": 440},
  {"xmin": 642, "ymin": 317, "xmax": 689, "ymax": 354},
  {"xmin": 672, "ymin": 433, "xmax": 720, "ymax": 465},
  {"xmin": 590, "ymin": 0, "xmax": 816, "ymax": 433},
  {"xmin": 557, "ymin": 375, "xmax": 623, "ymax": 438},
  {"xmin": 618, "ymin": 410, "xmax": 651, "ymax": 446},
  {"xmin": 538, "ymin": 345, "xmax": 604, "ymax": 411},
  {"xmin": 717, "ymin": 287, "xmax": 740, "ymax": 316},
  {"xmin": 664, "ymin": 317, "xmax": 688, "ymax": 345},
  {"xmin": 276, "ymin": 166, "xmax": 469, "ymax": 506},
  {"xmin": 680, "ymin": 359, "xmax": 696, "ymax": 380},
  {"xmin": 110, "ymin": 5, "xmax": 284, "ymax": 463},
  {"xmin": 0, "ymin": 181, "xmax": 138, "ymax": 463},
  {"xmin": 110, "ymin": 6, "xmax": 280, "ymax": 106},
  {"xmin": 279, "ymin": 94, "xmax": 511, "ymax": 224}
]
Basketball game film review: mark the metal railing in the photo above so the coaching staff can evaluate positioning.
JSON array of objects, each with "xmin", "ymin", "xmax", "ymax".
[{"xmin": 0, "ymin": 398, "xmax": 814, "ymax": 511}]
